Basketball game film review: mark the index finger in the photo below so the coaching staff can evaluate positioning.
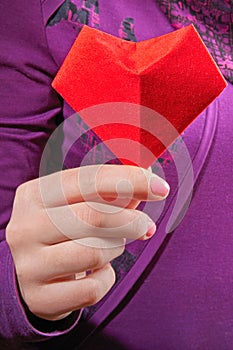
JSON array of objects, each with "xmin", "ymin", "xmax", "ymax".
[{"xmin": 38, "ymin": 164, "xmax": 169, "ymax": 207}]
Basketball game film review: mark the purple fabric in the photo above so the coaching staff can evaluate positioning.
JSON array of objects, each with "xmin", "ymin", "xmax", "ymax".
[{"xmin": 0, "ymin": 0, "xmax": 232, "ymax": 349}]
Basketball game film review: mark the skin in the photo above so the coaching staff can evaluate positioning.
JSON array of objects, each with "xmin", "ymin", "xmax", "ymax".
[{"xmin": 6, "ymin": 164, "xmax": 169, "ymax": 321}]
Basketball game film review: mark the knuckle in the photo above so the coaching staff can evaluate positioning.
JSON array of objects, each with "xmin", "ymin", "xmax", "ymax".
[
  {"xmin": 5, "ymin": 223, "xmax": 16, "ymax": 248},
  {"xmin": 77, "ymin": 168, "xmax": 95, "ymax": 196},
  {"xmin": 6, "ymin": 219, "xmax": 32, "ymax": 249},
  {"xmin": 6, "ymin": 184, "xmax": 38, "ymax": 249},
  {"xmin": 84, "ymin": 265, "xmax": 116, "ymax": 306},
  {"xmin": 80, "ymin": 204, "xmax": 102, "ymax": 229},
  {"xmin": 6, "ymin": 221, "xmax": 24, "ymax": 249},
  {"xmin": 130, "ymin": 167, "xmax": 149, "ymax": 196},
  {"xmin": 131, "ymin": 213, "xmax": 147, "ymax": 238},
  {"xmin": 15, "ymin": 180, "xmax": 39, "ymax": 205},
  {"xmin": 15, "ymin": 182, "xmax": 31, "ymax": 202},
  {"xmin": 90, "ymin": 211, "xmax": 103, "ymax": 229},
  {"xmin": 91, "ymin": 248, "xmax": 105, "ymax": 268}
]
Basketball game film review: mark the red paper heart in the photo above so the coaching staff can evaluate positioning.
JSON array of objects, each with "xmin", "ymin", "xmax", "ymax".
[{"xmin": 52, "ymin": 24, "xmax": 227, "ymax": 167}]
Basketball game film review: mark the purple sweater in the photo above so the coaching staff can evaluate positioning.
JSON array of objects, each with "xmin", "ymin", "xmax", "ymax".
[{"xmin": 0, "ymin": 1, "xmax": 233, "ymax": 349}]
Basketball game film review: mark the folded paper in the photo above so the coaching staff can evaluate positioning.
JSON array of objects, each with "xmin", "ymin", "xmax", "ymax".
[{"xmin": 52, "ymin": 24, "xmax": 227, "ymax": 168}]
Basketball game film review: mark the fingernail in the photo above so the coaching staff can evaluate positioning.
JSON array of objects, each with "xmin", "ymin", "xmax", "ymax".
[
  {"xmin": 146, "ymin": 220, "xmax": 156, "ymax": 238},
  {"xmin": 150, "ymin": 176, "xmax": 170, "ymax": 198}
]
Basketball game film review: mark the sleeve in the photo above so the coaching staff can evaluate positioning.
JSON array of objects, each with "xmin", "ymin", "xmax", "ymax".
[{"xmin": 0, "ymin": 0, "xmax": 82, "ymax": 346}]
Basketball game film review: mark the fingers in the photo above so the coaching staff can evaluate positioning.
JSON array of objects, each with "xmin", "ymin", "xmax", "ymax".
[
  {"xmin": 25, "ymin": 264, "xmax": 116, "ymax": 321},
  {"xmin": 38, "ymin": 164, "xmax": 169, "ymax": 207},
  {"xmin": 7, "ymin": 164, "xmax": 170, "ymax": 322},
  {"xmin": 38, "ymin": 202, "xmax": 156, "ymax": 244},
  {"xmin": 32, "ymin": 241, "xmax": 125, "ymax": 281}
]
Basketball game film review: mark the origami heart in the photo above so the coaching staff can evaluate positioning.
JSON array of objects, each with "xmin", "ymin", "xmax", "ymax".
[{"xmin": 52, "ymin": 24, "xmax": 227, "ymax": 168}]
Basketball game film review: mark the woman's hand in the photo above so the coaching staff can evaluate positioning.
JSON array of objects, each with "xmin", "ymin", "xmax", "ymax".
[{"xmin": 6, "ymin": 165, "xmax": 169, "ymax": 321}]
